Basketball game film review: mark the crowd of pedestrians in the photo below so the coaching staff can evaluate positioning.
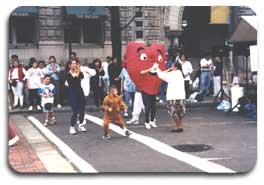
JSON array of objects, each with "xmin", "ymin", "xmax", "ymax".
[{"xmin": 8, "ymin": 49, "xmax": 223, "ymax": 139}]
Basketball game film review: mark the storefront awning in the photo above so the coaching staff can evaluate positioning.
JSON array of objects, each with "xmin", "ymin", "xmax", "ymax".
[
  {"xmin": 11, "ymin": 6, "xmax": 38, "ymax": 16},
  {"xmin": 230, "ymin": 16, "xmax": 257, "ymax": 43},
  {"xmin": 65, "ymin": 6, "xmax": 105, "ymax": 19}
]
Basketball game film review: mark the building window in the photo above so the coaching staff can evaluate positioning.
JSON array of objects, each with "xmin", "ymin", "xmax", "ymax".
[
  {"xmin": 135, "ymin": 7, "xmax": 143, "ymax": 18},
  {"xmin": 135, "ymin": 21, "xmax": 143, "ymax": 27},
  {"xmin": 65, "ymin": 20, "xmax": 81, "ymax": 43},
  {"xmin": 9, "ymin": 17, "xmax": 38, "ymax": 45},
  {"xmin": 64, "ymin": 19, "xmax": 104, "ymax": 44},
  {"xmin": 134, "ymin": 7, "xmax": 144, "ymax": 40},
  {"xmin": 136, "ymin": 31, "xmax": 143, "ymax": 39},
  {"xmin": 83, "ymin": 19, "xmax": 103, "ymax": 43}
]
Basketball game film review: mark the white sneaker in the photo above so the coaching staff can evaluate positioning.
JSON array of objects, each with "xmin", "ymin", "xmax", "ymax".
[
  {"xmin": 159, "ymin": 100, "xmax": 163, "ymax": 104},
  {"xmin": 78, "ymin": 124, "xmax": 87, "ymax": 132},
  {"xmin": 50, "ymin": 117, "xmax": 56, "ymax": 125},
  {"xmin": 69, "ymin": 126, "xmax": 77, "ymax": 135},
  {"xmin": 126, "ymin": 118, "xmax": 138, "ymax": 124},
  {"xmin": 145, "ymin": 122, "xmax": 151, "ymax": 129},
  {"xmin": 28, "ymin": 106, "xmax": 33, "ymax": 111},
  {"xmin": 102, "ymin": 134, "xmax": 111, "ymax": 140},
  {"xmin": 57, "ymin": 104, "xmax": 62, "ymax": 109},
  {"xmin": 37, "ymin": 105, "xmax": 42, "ymax": 110},
  {"xmin": 124, "ymin": 112, "xmax": 128, "ymax": 118},
  {"xmin": 150, "ymin": 121, "xmax": 157, "ymax": 128}
]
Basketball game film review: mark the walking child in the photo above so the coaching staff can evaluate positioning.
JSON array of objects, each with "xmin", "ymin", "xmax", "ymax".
[
  {"xmin": 38, "ymin": 75, "xmax": 56, "ymax": 126},
  {"xmin": 102, "ymin": 85, "xmax": 132, "ymax": 139}
]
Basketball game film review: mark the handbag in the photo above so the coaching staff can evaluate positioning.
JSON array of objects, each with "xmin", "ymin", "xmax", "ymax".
[{"xmin": 11, "ymin": 80, "xmax": 17, "ymax": 87}]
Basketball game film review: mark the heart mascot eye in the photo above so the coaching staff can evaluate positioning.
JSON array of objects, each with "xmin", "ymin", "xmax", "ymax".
[
  {"xmin": 139, "ymin": 53, "xmax": 148, "ymax": 61},
  {"xmin": 158, "ymin": 55, "xmax": 163, "ymax": 62}
]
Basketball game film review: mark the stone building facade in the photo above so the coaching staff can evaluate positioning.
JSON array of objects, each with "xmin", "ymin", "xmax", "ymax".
[{"xmin": 9, "ymin": 6, "xmax": 186, "ymax": 65}]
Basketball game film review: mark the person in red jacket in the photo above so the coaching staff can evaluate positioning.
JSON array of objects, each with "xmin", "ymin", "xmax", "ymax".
[{"xmin": 8, "ymin": 55, "xmax": 26, "ymax": 108}]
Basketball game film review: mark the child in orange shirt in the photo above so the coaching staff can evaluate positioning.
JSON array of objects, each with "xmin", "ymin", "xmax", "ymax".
[{"xmin": 102, "ymin": 85, "xmax": 132, "ymax": 139}]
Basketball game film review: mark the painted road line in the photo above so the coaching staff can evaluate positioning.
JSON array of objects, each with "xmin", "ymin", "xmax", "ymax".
[
  {"xmin": 85, "ymin": 114, "xmax": 236, "ymax": 173},
  {"xmin": 27, "ymin": 116, "xmax": 98, "ymax": 173}
]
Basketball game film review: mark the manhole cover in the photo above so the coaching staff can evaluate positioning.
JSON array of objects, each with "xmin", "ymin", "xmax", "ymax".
[{"xmin": 172, "ymin": 144, "xmax": 213, "ymax": 152}]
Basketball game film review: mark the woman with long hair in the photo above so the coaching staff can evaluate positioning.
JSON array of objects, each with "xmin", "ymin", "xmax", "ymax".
[
  {"xmin": 90, "ymin": 58, "xmax": 105, "ymax": 109},
  {"xmin": 65, "ymin": 60, "xmax": 87, "ymax": 134}
]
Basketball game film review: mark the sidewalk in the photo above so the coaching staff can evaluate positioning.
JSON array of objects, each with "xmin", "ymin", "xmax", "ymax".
[
  {"xmin": 8, "ymin": 115, "xmax": 77, "ymax": 173},
  {"xmin": 8, "ymin": 118, "xmax": 47, "ymax": 173}
]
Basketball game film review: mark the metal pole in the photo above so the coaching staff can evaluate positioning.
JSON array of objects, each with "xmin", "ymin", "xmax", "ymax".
[{"xmin": 245, "ymin": 56, "xmax": 248, "ymax": 86}]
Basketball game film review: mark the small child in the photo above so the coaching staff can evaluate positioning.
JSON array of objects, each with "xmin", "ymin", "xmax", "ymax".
[
  {"xmin": 102, "ymin": 85, "xmax": 132, "ymax": 139},
  {"xmin": 38, "ymin": 75, "xmax": 56, "ymax": 126}
]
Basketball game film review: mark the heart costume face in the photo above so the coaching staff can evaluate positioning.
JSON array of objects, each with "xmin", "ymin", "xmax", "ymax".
[{"xmin": 126, "ymin": 42, "xmax": 166, "ymax": 95}]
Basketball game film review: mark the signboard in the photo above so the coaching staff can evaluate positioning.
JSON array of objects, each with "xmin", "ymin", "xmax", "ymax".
[{"xmin": 210, "ymin": 6, "xmax": 230, "ymax": 24}]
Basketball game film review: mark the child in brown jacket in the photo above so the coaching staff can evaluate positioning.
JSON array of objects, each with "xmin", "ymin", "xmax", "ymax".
[{"xmin": 102, "ymin": 85, "xmax": 132, "ymax": 139}]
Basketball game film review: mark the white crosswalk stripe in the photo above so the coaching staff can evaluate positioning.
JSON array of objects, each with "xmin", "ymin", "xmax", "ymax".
[{"xmin": 85, "ymin": 114, "xmax": 236, "ymax": 173}]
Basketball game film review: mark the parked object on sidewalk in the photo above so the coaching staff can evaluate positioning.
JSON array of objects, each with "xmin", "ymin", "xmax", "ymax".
[
  {"xmin": 217, "ymin": 100, "xmax": 231, "ymax": 111},
  {"xmin": 9, "ymin": 123, "xmax": 19, "ymax": 147}
]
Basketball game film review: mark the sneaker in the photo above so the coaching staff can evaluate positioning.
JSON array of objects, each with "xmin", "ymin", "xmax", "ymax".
[
  {"xmin": 125, "ymin": 130, "xmax": 132, "ymax": 136},
  {"xmin": 126, "ymin": 119, "xmax": 138, "ymax": 124},
  {"xmin": 145, "ymin": 122, "xmax": 151, "ymax": 129},
  {"xmin": 50, "ymin": 117, "xmax": 56, "ymax": 125},
  {"xmin": 150, "ymin": 121, "xmax": 157, "ymax": 128},
  {"xmin": 37, "ymin": 105, "xmax": 42, "ymax": 110},
  {"xmin": 159, "ymin": 100, "xmax": 163, "ymax": 104},
  {"xmin": 43, "ymin": 120, "xmax": 48, "ymax": 127},
  {"xmin": 171, "ymin": 128, "xmax": 184, "ymax": 133},
  {"xmin": 9, "ymin": 136, "xmax": 19, "ymax": 147},
  {"xmin": 57, "ymin": 104, "xmax": 62, "ymax": 109},
  {"xmin": 28, "ymin": 106, "xmax": 33, "ymax": 111},
  {"xmin": 102, "ymin": 134, "xmax": 111, "ymax": 140},
  {"xmin": 77, "ymin": 124, "xmax": 87, "ymax": 132},
  {"xmin": 124, "ymin": 112, "xmax": 128, "ymax": 118},
  {"xmin": 69, "ymin": 126, "xmax": 77, "ymax": 135}
]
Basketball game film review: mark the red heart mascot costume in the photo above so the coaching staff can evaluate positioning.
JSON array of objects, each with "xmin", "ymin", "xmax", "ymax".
[{"xmin": 126, "ymin": 42, "xmax": 166, "ymax": 129}]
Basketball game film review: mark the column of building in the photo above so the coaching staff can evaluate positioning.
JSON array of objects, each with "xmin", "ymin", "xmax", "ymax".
[{"xmin": 38, "ymin": 7, "xmax": 66, "ymax": 62}]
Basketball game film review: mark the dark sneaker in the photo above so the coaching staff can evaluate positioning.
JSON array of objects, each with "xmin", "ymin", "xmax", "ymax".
[
  {"xmin": 125, "ymin": 130, "xmax": 132, "ymax": 136},
  {"xmin": 171, "ymin": 128, "xmax": 184, "ymax": 133}
]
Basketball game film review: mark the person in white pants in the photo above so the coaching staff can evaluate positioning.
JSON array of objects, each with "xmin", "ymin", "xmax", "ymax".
[
  {"xmin": 213, "ymin": 56, "xmax": 223, "ymax": 96},
  {"xmin": 8, "ymin": 58, "xmax": 26, "ymax": 108},
  {"xmin": 126, "ymin": 90, "xmax": 145, "ymax": 124}
]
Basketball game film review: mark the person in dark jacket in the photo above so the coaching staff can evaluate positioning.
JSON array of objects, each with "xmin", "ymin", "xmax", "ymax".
[
  {"xmin": 90, "ymin": 58, "xmax": 105, "ymax": 109},
  {"xmin": 65, "ymin": 59, "xmax": 87, "ymax": 135},
  {"xmin": 108, "ymin": 57, "xmax": 122, "ymax": 95}
]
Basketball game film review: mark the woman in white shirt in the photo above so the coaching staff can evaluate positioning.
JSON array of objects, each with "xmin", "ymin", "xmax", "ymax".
[
  {"xmin": 179, "ymin": 54, "xmax": 193, "ymax": 99},
  {"xmin": 8, "ymin": 60, "xmax": 27, "ymax": 108},
  {"xmin": 156, "ymin": 62, "xmax": 186, "ymax": 132}
]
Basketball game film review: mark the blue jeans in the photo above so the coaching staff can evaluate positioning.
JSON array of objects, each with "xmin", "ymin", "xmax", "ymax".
[
  {"xmin": 103, "ymin": 78, "xmax": 110, "ymax": 94},
  {"xmin": 199, "ymin": 71, "xmax": 212, "ymax": 95},
  {"xmin": 124, "ymin": 90, "xmax": 135, "ymax": 112},
  {"xmin": 68, "ymin": 87, "xmax": 86, "ymax": 126}
]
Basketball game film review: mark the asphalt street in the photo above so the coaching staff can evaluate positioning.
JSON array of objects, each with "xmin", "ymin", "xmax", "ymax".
[{"xmin": 25, "ymin": 106, "xmax": 257, "ymax": 173}]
